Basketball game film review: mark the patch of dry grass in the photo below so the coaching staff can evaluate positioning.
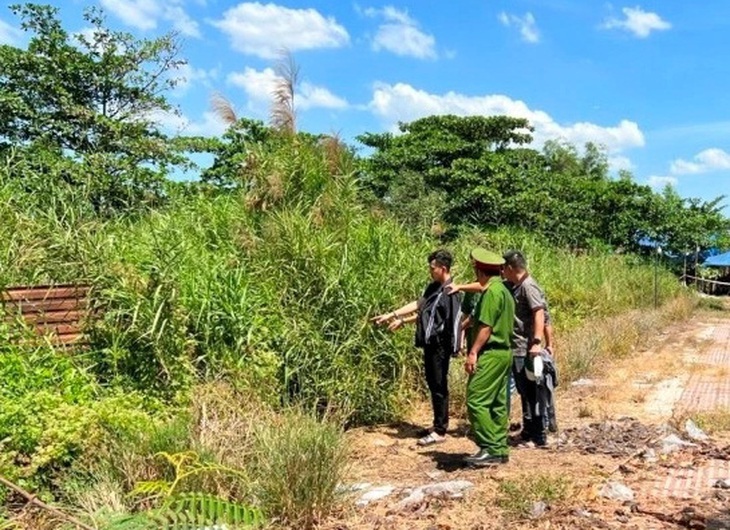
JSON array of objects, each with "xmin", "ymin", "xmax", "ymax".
[
  {"xmin": 447, "ymin": 363, "xmax": 470, "ymax": 421},
  {"xmin": 688, "ymin": 408, "xmax": 730, "ymax": 434},
  {"xmin": 559, "ymin": 294, "xmax": 697, "ymax": 383}
]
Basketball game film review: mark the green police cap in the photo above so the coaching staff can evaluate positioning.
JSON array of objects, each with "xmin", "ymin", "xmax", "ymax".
[{"xmin": 470, "ymin": 248, "xmax": 505, "ymax": 267}]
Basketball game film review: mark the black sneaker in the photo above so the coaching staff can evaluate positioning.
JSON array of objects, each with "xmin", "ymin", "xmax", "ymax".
[{"xmin": 464, "ymin": 449, "xmax": 509, "ymax": 467}]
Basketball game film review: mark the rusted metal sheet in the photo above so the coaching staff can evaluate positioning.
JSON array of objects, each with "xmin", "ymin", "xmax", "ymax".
[
  {"xmin": 2, "ymin": 285, "xmax": 89, "ymax": 302},
  {"xmin": 2, "ymin": 284, "xmax": 91, "ymax": 347}
]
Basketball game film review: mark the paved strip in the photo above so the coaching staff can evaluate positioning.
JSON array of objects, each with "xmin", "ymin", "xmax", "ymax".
[
  {"xmin": 650, "ymin": 318, "xmax": 730, "ymax": 500},
  {"xmin": 650, "ymin": 459, "xmax": 730, "ymax": 499},
  {"xmin": 676, "ymin": 323, "xmax": 730, "ymax": 413}
]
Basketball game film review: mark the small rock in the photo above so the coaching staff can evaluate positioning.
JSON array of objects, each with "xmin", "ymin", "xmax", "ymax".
[
  {"xmin": 421, "ymin": 480, "xmax": 473, "ymax": 497},
  {"xmin": 713, "ymin": 478, "xmax": 730, "ymax": 489},
  {"xmin": 571, "ymin": 378, "xmax": 596, "ymax": 387},
  {"xmin": 337, "ymin": 482, "xmax": 372, "ymax": 494},
  {"xmin": 529, "ymin": 501, "xmax": 547, "ymax": 519},
  {"xmin": 600, "ymin": 482, "xmax": 635, "ymax": 502},
  {"xmin": 572, "ymin": 508, "xmax": 592, "ymax": 518},
  {"xmin": 391, "ymin": 489, "xmax": 425, "ymax": 512},
  {"xmin": 356, "ymin": 485, "xmax": 395, "ymax": 506},
  {"xmin": 426, "ymin": 470, "xmax": 444, "ymax": 480},
  {"xmin": 641, "ymin": 448, "xmax": 657, "ymax": 462},
  {"xmin": 389, "ymin": 480, "xmax": 474, "ymax": 512},
  {"xmin": 684, "ymin": 419, "xmax": 709, "ymax": 441},
  {"xmin": 660, "ymin": 434, "xmax": 696, "ymax": 454},
  {"xmin": 373, "ymin": 439, "xmax": 390, "ymax": 447}
]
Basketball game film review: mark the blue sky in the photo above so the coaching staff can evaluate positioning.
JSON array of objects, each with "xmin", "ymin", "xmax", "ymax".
[{"xmin": 1, "ymin": 0, "xmax": 729, "ymax": 212}]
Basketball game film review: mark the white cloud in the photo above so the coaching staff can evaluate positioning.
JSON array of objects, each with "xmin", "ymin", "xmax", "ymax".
[
  {"xmin": 0, "ymin": 18, "xmax": 22, "ymax": 45},
  {"xmin": 149, "ymin": 109, "xmax": 228, "ymax": 137},
  {"xmin": 164, "ymin": 5, "xmax": 202, "ymax": 38},
  {"xmin": 99, "ymin": 0, "xmax": 201, "ymax": 38},
  {"xmin": 498, "ymin": 11, "xmax": 540, "ymax": 43},
  {"xmin": 647, "ymin": 175, "xmax": 678, "ymax": 189},
  {"xmin": 602, "ymin": 7, "xmax": 671, "ymax": 38},
  {"xmin": 211, "ymin": 3, "xmax": 349, "ymax": 59},
  {"xmin": 227, "ymin": 66, "xmax": 348, "ymax": 111},
  {"xmin": 608, "ymin": 155, "xmax": 634, "ymax": 172},
  {"xmin": 368, "ymin": 82, "xmax": 645, "ymax": 153},
  {"xmin": 298, "ymin": 83, "xmax": 349, "ymax": 110},
  {"xmin": 100, "ymin": 0, "xmax": 159, "ymax": 31},
  {"xmin": 670, "ymin": 148, "xmax": 730, "ymax": 175},
  {"xmin": 363, "ymin": 6, "xmax": 437, "ymax": 59},
  {"xmin": 171, "ymin": 63, "xmax": 218, "ymax": 95}
]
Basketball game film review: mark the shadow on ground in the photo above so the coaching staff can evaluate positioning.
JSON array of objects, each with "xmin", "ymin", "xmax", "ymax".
[
  {"xmin": 378, "ymin": 421, "xmax": 427, "ymax": 440},
  {"xmin": 707, "ymin": 507, "xmax": 730, "ymax": 530},
  {"xmin": 422, "ymin": 450, "xmax": 471, "ymax": 472}
]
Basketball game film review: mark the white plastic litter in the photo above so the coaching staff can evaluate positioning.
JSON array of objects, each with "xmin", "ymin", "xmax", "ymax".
[
  {"xmin": 684, "ymin": 419, "xmax": 709, "ymax": 441},
  {"xmin": 599, "ymin": 482, "xmax": 634, "ymax": 502},
  {"xmin": 533, "ymin": 355, "xmax": 544, "ymax": 379},
  {"xmin": 526, "ymin": 356, "xmax": 544, "ymax": 381}
]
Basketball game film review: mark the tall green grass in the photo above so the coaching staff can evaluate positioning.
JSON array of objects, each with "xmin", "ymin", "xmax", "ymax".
[
  {"xmin": 0, "ymin": 131, "xmax": 691, "ymax": 529},
  {"xmin": 0, "ymin": 135, "xmax": 684, "ymax": 425}
]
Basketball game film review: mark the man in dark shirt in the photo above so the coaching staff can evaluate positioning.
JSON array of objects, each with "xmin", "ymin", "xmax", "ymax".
[
  {"xmin": 502, "ymin": 250, "xmax": 549, "ymax": 446},
  {"xmin": 371, "ymin": 249, "xmax": 462, "ymax": 446}
]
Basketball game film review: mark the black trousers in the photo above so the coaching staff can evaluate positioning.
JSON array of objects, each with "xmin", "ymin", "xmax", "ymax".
[
  {"xmin": 423, "ymin": 343, "xmax": 451, "ymax": 435},
  {"xmin": 512, "ymin": 356, "xmax": 547, "ymax": 443}
]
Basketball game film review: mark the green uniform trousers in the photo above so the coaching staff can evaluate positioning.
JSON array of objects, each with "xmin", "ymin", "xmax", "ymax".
[{"xmin": 466, "ymin": 349, "xmax": 512, "ymax": 456}]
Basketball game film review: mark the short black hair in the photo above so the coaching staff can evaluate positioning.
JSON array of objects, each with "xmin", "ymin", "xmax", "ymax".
[
  {"xmin": 428, "ymin": 249, "xmax": 453, "ymax": 271},
  {"xmin": 503, "ymin": 249, "xmax": 527, "ymax": 270}
]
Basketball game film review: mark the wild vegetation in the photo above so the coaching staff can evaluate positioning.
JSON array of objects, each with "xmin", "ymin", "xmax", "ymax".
[{"xmin": 0, "ymin": 3, "xmax": 728, "ymax": 529}]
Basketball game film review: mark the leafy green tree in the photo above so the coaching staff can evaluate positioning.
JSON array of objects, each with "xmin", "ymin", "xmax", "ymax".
[
  {"xmin": 358, "ymin": 115, "xmax": 533, "ymax": 198},
  {"xmin": 0, "ymin": 3, "xmax": 186, "ymax": 213},
  {"xmin": 357, "ymin": 114, "xmax": 729, "ymax": 251},
  {"xmin": 652, "ymin": 187, "xmax": 729, "ymax": 255},
  {"xmin": 176, "ymin": 118, "xmax": 275, "ymax": 189}
]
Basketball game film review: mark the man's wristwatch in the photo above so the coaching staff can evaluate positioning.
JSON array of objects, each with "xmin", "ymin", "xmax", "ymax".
[{"xmin": 530, "ymin": 337, "xmax": 542, "ymax": 347}]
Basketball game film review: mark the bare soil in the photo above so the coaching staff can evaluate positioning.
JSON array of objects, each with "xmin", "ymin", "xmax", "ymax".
[{"xmin": 326, "ymin": 305, "xmax": 730, "ymax": 529}]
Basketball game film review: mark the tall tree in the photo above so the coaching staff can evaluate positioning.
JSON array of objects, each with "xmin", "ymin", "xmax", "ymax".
[
  {"xmin": 0, "ymin": 3, "xmax": 186, "ymax": 213},
  {"xmin": 357, "ymin": 114, "xmax": 729, "ymax": 251}
]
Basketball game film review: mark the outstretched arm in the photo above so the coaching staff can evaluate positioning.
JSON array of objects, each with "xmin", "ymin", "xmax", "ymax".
[
  {"xmin": 446, "ymin": 281, "xmax": 487, "ymax": 295},
  {"xmin": 371, "ymin": 300, "xmax": 418, "ymax": 326},
  {"xmin": 386, "ymin": 311, "xmax": 418, "ymax": 332}
]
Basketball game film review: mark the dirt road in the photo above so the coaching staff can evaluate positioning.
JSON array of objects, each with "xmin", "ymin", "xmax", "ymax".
[{"xmin": 332, "ymin": 304, "xmax": 730, "ymax": 529}]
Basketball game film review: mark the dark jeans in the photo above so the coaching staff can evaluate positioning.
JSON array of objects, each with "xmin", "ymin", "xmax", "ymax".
[
  {"xmin": 423, "ymin": 343, "xmax": 451, "ymax": 435},
  {"xmin": 512, "ymin": 356, "xmax": 547, "ymax": 444}
]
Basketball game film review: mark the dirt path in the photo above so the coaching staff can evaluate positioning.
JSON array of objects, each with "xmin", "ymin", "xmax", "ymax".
[{"xmin": 329, "ymin": 304, "xmax": 730, "ymax": 529}]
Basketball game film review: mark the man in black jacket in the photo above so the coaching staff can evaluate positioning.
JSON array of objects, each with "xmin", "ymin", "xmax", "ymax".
[{"xmin": 372, "ymin": 249, "xmax": 462, "ymax": 446}]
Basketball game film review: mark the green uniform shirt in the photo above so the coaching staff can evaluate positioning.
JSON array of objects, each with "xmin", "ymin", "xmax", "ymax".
[{"xmin": 469, "ymin": 277, "xmax": 515, "ymax": 353}]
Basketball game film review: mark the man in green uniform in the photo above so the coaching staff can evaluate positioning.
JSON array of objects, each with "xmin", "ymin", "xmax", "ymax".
[{"xmin": 463, "ymin": 248, "xmax": 515, "ymax": 467}]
